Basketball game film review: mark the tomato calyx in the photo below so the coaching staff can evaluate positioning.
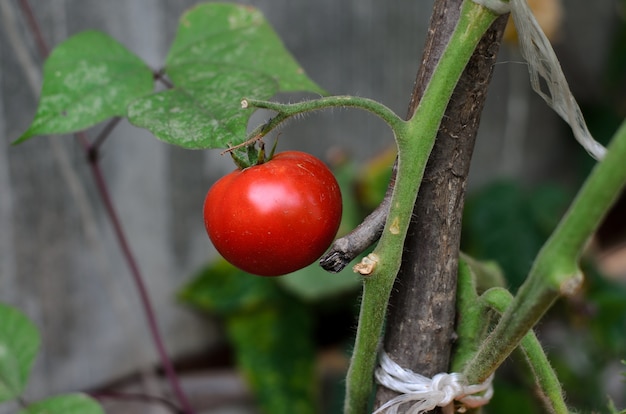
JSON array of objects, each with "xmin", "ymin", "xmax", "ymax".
[
  {"xmin": 223, "ymin": 136, "xmax": 280, "ymax": 170},
  {"xmin": 227, "ymin": 142, "xmax": 262, "ymax": 169}
]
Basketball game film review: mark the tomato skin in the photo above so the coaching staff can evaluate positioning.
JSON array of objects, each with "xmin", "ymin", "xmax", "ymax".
[{"xmin": 203, "ymin": 151, "xmax": 343, "ymax": 276}]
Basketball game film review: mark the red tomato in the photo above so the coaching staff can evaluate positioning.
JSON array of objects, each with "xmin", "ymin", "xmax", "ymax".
[{"xmin": 203, "ymin": 151, "xmax": 343, "ymax": 276}]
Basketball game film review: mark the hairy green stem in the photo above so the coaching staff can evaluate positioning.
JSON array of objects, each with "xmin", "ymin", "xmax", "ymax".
[
  {"xmin": 463, "ymin": 118, "xmax": 626, "ymax": 384},
  {"xmin": 242, "ymin": 96, "xmax": 405, "ymax": 140},
  {"xmin": 481, "ymin": 288, "xmax": 569, "ymax": 414},
  {"xmin": 344, "ymin": 3, "xmax": 498, "ymax": 413},
  {"xmin": 453, "ymin": 260, "xmax": 568, "ymax": 413},
  {"xmin": 450, "ymin": 257, "xmax": 493, "ymax": 374}
]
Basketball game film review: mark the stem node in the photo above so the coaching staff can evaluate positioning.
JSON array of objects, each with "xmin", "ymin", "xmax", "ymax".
[
  {"xmin": 559, "ymin": 271, "xmax": 583, "ymax": 297},
  {"xmin": 353, "ymin": 253, "xmax": 380, "ymax": 276}
]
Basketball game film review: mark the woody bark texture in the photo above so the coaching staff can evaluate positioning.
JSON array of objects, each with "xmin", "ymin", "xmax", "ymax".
[{"xmin": 374, "ymin": 1, "xmax": 508, "ymax": 411}]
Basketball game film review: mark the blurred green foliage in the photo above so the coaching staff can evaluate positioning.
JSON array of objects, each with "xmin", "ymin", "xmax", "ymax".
[
  {"xmin": 0, "ymin": 305, "xmax": 103, "ymax": 413},
  {"xmin": 180, "ymin": 260, "xmax": 319, "ymax": 413},
  {"xmin": 0, "ymin": 304, "xmax": 41, "ymax": 403},
  {"xmin": 462, "ymin": 180, "xmax": 570, "ymax": 291}
]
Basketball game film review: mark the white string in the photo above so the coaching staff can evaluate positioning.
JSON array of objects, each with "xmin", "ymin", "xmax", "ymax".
[
  {"xmin": 472, "ymin": 0, "xmax": 511, "ymax": 15},
  {"xmin": 472, "ymin": 0, "xmax": 607, "ymax": 160},
  {"xmin": 374, "ymin": 352, "xmax": 494, "ymax": 414}
]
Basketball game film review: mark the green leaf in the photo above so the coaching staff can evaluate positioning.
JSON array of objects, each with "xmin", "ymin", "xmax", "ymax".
[
  {"xmin": 180, "ymin": 260, "xmax": 318, "ymax": 413},
  {"xmin": 461, "ymin": 181, "xmax": 569, "ymax": 291},
  {"xmin": 0, "ymin": 304, "xmax": 40, "ymax": 402},
  {"xmin": 16, "ymin": 31, "xmax": 154, "ymax": 144},
  {"xmin": 227, "ymin": 304, "xmax": 317, "ymax": 414},
  {"xmin": 277, "ymin": 264, "xmax": 360, "ymax": 302},
  {"xmin": 127, "ymin": 70, "xmax": 275, "ymax": 149},
  {"xmin": 165, "ymin": 3, "xmax": 321, "ymax": 92},
  {"xmin": 179, "ymin": 259, "xmax": 283, "ymax": 315},
  {"xmin": 128, "ymin": 3, "xmax": 324, "ymax": 149},
  {"xmin": 18, "ymin": 394, "xmax": 104, "ymax": 414}
]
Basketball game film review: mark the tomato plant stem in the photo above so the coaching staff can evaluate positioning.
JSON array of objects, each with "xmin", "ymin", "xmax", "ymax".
[
  {"xmin": 480, "ymin": 288, "xmax": 569, "ymax": 413},
  {"xmin": 463, "ymin": 117, "xmax": 626, "ymax": 385},
  {"xmin": 344, "ymin": 2, "xmax": 498, "ymax": 413},
  {"xmin": 242, "ymin": 96, "xmax": 405, "ymax": 141}
]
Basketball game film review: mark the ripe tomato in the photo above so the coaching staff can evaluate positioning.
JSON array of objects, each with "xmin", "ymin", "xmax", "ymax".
[{"xmin": 203, "ymin": 151, "xmax": 342, "ymax": 276}]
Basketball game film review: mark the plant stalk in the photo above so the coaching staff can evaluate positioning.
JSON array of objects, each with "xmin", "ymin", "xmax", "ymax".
[
  {"xmin": 242, "ymin": 95, "xmax": 405, "ymax": 139},
  {"xmin": 344, "ymin": 2, "xmax": 499, "ymax": 413},
  {"xmin": 78, "ymin": 133, "xmax": 195, "ymax": 414},
  {"xmin": 481, "ymin": 288, "xmax": 569, "ymax": 414},
  {"xmin": 375, "ymin": 3, "xmax": 508, "ymax": 409},
  {"xmin": 463, "ymin": 118, "xmax": 626, "ymax": 384}
]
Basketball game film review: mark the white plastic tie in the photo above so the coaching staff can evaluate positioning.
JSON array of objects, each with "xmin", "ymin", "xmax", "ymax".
[
  {"xmin": 472, "ymin": 0, "xmax": 511, "ymax": 15},
  {"xmin": 472, "ymin": 0, "xmax": 607, "ymax": 160},
  {"xmin": 373, "ymin": 351, "xmax": 494, "ymax": 414}
]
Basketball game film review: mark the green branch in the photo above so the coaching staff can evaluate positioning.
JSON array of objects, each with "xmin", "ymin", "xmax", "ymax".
[
  {"xmin": 453, "ymin": 259, "xmax": 568, "ymax": 413},
  {"xmin": 481, "ymin": 288, "xmax": 569, "ymax": 414},
  {"xmin": 241, "ymin": 96, "xmax": 405, "ymax": 140},
  {"xmin": 450, "ymin": 257, "xmax": 495, "ymax": 374},
  {"xmin": 463, "ymin": 117, "xmax": 626, "ymax": 384}
]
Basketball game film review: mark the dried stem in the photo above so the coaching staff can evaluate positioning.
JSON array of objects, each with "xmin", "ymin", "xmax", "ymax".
[{"xmin": 320, "ymin": 160, "xmax": 396, "ymax": 272}]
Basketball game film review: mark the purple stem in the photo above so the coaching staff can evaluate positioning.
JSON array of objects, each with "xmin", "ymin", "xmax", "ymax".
[
  {"xmin": 18, "ymin": 0, "xmax": 48, "ymax": 58},
  {"xmin": 18, "ymin": 2, "xmax": 195, "ymax": 413},
  {"xmin": 78, "ymin": 133, "xmax": 195, "ymax": 414}
]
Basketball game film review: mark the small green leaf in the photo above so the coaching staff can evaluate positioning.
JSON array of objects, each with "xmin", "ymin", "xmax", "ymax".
[
  {"xmin": 179, "ymin": 259, "xmax": 283, "ymax": 315},
  {"xmin": 15, "ymin": 31, "xmax": 154, "ymax": 144},
  {"xmin": 0, "ymin": 304, "xmax": 40, "ymax": 402},
  {"xmin": 278, "ymin": 265, "xmax": 360, "ymax": 302},
  {"xmin": 462, "ymin": 181, "xmax": 568, "ymax": 291},
  {"xmin": 165, "ymin": 3, "xmax": 322, "ymax": 94},
  {"xmin": 18, "ymin": 394, "xmax": 104, "ymax": 414},
  {"xmin": 180, "ymin": 260, "xmax": 318, "ymax": 413},
  {"xmin": 128, "ymin": 3, "xmax": 324, "ymax": 149},
  {"xmin": 227, "ymin": 304, "xmax": 317, "ymax": 414},
  {"xmin": 229, "ymin": 143, "xmax": 262, "ymax": 169}
]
